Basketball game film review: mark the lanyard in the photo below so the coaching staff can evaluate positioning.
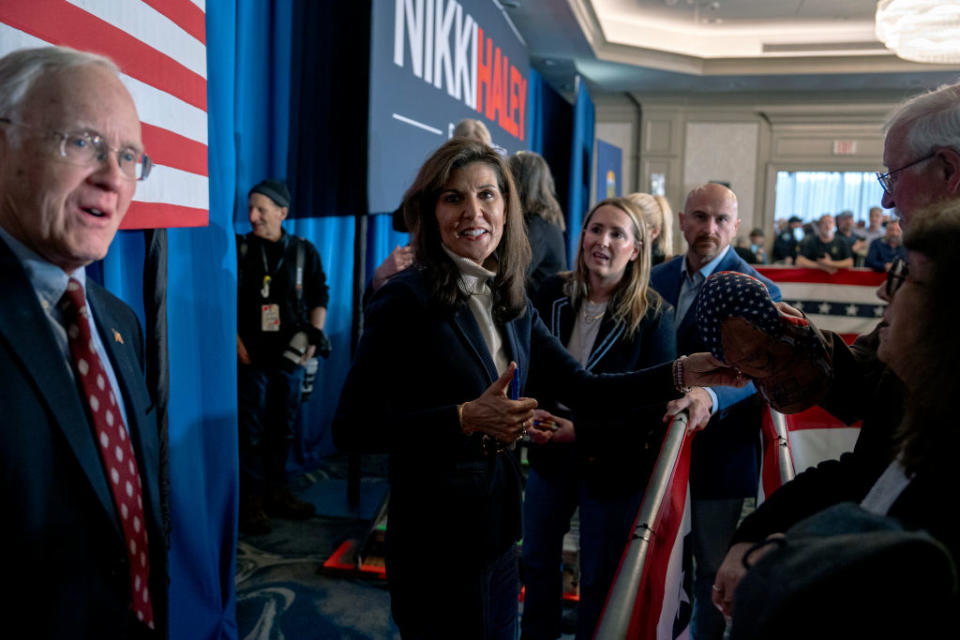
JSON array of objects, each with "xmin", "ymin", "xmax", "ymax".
[
  {"xmin": 259, "ymin": 233, "xmax": 288, "ymax": 275},
  {"xmin": 257, "ymin": 234, "xmax": 287, "ymax": 298}
]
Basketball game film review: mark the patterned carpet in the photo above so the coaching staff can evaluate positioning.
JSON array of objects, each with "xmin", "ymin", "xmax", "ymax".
[
  {"xmin": 236, "ymin": 456, "xmax": 401, "ymax": 640},
  {"xmin": 235, "ymin": 453, "xmax": 578, "ymax": 639}
]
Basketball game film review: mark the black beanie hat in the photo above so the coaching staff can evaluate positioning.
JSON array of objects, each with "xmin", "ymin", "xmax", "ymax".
[{"xmin": 249, "ymin": 179, "xmax": 291, "ymax": 208}]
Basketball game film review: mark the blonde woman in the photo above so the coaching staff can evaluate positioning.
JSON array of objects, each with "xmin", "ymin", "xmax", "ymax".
[
  {"xmin": 521, "ymin": 197, "xmax": 677, "ymax": 640},
  {"xmin": 627, "ymin": 191, "xmax": 674, "ymax": 265}
]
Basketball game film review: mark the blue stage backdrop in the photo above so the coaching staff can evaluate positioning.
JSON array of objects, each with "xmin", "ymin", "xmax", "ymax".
[
  {"xmin": 367, "ymin": 0, "xmax": 530, "ymax": 214},
  {"xmin": 567, "ymin": 79, "xmax": 595, "ymax": 265}
]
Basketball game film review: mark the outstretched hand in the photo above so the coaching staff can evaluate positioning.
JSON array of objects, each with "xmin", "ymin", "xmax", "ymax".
[
  {"xmin": 460, "ymin": 362, "xmax": 538, "ymax": 443},
  {"xmin": 684, "ymin": 352, "xmax": 747, "ymax": 388}
]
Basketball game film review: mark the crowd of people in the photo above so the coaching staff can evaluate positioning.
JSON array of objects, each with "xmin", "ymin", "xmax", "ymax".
[
  {"xmin": 765, "ymin": 205, "xmax": 905, "ymax": 272},
  {"xmin": 4, "ymin": 40, "xmax": 960, "ymax": 640}
]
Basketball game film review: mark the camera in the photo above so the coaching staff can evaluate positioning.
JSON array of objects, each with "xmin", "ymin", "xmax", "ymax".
[
  {"xmin": 280, "ymin": 331, "xmax": 310, "ymax": 373},
  {"xmin": 301, "ymin": 356, "xmax": 319, "ymax": 400},
  {"xmin": 279, "ymin": 326, "xmax": 332, "ymax": 373}
]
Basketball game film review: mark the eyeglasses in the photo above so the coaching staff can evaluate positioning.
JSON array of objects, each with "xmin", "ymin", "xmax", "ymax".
[
  {"xmin": 0, "ymin": 117, "xmax": 152, "ymax": 181},
  {"xmin": 885, "ymin": 257, "xmax": 908, "ymax": 297},
  {"xmin": 876, "ymin": 152, "xmax": 935, "ymax": 194}
]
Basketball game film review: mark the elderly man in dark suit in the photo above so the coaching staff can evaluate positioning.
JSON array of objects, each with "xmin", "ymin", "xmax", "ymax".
[
  {"xmin": 650, "ymin": 183, "xmax": 780, "ymax": 640},
  {"xmin": 0, "ymin": 46, "xmax": 166, "ymax": 638}
]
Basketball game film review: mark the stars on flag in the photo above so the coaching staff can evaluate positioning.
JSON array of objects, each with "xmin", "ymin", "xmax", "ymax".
[{"xmin": 783, "ymin": 300, "xmax": 888, "ymax": 318}]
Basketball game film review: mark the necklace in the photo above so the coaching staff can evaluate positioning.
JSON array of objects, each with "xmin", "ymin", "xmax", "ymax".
[{"xmin": 582, "ymin": 300, "xmax": 607, "ymax": 325}]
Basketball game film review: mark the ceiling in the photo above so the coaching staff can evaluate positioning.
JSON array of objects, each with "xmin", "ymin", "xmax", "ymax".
[{"xmin": 503, "ymin": 0, "xmax": 960, "ymax": 97}]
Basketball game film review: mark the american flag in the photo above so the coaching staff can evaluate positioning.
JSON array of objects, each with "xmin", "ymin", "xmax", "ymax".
[
  {"xmin": 0, "ymin": 0, "xmax": 208, "ymax": 229},
  {"xmin": 756, "ymin": 267, "xmax": 886, "ymax": 344},
  {"xmin": 754, "ymin": 267, "xmax": 882, "ymax": 496},
  {"xmin": 693, "ymin": 268, "xmax": 875, "ymax": 499}
]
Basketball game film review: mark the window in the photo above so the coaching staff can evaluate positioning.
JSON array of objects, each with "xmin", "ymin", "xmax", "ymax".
[{"xmin": 774, "ymin": 171, "xmax": 885, "ymax": 222}]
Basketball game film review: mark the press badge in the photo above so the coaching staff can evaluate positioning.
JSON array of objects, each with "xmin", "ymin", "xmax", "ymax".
[{"xmin": 261, "ymin": 304, "xmax": 281, "ymax": 331}]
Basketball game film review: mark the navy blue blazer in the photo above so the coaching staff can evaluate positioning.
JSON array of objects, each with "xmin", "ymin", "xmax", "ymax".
[
  {"xmin": 333, "ymin": 266, "xmax": 680, "ymax": 568},
  {"xmin": 0, "ymin": 238, "xmax": 167, "ymax": 638},
  {"xmin": 527, "ymin": 274, "xmax": 677, "ymax": 496},
  {"xmin": 650, "ymin": 250, "xmax": 782, "ymax": 499}
]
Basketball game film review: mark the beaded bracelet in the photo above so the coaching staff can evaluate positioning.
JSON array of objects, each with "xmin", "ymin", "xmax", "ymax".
[{"xmin": 673, "ymin": 356, "xmax": 692, "ymax": 394}]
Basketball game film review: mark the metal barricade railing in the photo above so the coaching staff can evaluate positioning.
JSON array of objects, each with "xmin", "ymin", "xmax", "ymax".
[
  {"xmin": 593, "ymin": 412, "xmax": 691, "ymax": 639},
  {"xmin": 769, "ymin": 409, "xmax": 796, "ymax": 487}
]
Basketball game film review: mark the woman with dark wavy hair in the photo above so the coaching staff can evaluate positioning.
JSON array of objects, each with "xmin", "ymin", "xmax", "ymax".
[
  {"xmin": 333, "ymin": 138, "xmax": 739, "ymax": 640},
  {"xmin": 509, "ymin": 151, "xmax": 567, "ymax": 296}
]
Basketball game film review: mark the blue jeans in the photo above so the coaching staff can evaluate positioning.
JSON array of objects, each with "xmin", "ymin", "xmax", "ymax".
[
  {"xmin": 237, "ymin": 364, "xmax": 305, "ymax": 491},
  {"xmin": 521, "ymin": 468, "xmax": 644, "ymax": 640}
]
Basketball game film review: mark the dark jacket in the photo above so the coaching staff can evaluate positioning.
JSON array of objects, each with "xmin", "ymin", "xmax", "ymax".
[
  {"xmin": 237, "ymin": 231, "xmax": 329, "ymax": 365},
  {"xmin": 525, "ymin": 215, "xmax": 566, "ymax": 298},
  {"xmin": 732, "ymin": 328, "xmax": 905, "ymax": 543},
  {"xmin": 772, "ymin": 230, "xmax": 799, "ymax": 263},
  {"xmin": 650, "ymin": 250, "xmax": 782, "ymax": 499},
  {"xmin": 333, "ymin": 266, "xmax": 680, "ymax": 555},
  {"xmin": 864, "ymin": 238, "xmax": 906, "ymax": 272},
  {"xmin": 0, "ymin": 238, "xmax": 168, "ymax": 638},
  {"xmin": 332, "ymin": 266, "xmax": 680, "ymax": 633},
  {"xmin": 527, "ymin": 274, "xmax": 677, "ymax": 496}
]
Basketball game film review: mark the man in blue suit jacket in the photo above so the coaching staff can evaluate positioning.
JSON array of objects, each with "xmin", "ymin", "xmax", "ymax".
[
  {"xmin": 650, "ymin": 183, "xmax": 780, "ymax": 640},
  {"xmin": 0, "ymin": 47, "xmax": 166, "ymax": 638}
]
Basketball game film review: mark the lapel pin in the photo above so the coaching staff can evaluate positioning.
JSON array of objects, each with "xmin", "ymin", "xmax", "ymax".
[{"xmin": 112, "ymin": 329, "xmax": 124, "ymax": 344}]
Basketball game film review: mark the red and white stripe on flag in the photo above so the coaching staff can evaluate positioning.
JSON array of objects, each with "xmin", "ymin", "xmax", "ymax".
[
  {"xmin": 752, "ymin": 267, "xmax": 876, "ymax": 499},
  {"xmin": 758, "ymin": 408, "xmax": 792, "ymax": 504},
  {"xmin": 756, "ymin": 267, "xmax": 885, "ymax": 344},
  {"xmin": 759, "ymin": 406, "xmax": 862, "ymax": 502},
  {"xmin": 784, "ymin": 405, "xmax": 860, "ymax": 475},
  {"xmin": 627, "ymin": 427, "xmax": 693, "ymax": 640},
  {"xmin": 0, "ymin": 0, "xmax": 208, "ymax": 229}
]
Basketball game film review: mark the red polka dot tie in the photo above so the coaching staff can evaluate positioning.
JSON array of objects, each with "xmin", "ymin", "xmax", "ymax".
[{"xmin": 60, "ymin": 278, "xmax": 154, "ymax": 629}]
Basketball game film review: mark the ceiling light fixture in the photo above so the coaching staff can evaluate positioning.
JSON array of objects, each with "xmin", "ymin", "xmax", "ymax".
[{"xmin": 876, "ymin": 0, "xmax": 960, "ymax": 63}]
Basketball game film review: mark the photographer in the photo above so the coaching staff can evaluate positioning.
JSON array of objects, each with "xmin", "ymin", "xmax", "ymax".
[{"xmin": 237, "ymin": 179, "xmax": 330, "ymax": 534}]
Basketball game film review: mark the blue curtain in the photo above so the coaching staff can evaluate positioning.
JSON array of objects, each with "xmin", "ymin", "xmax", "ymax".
[
  {"xmin": 286, "ymin": 214, "xmax": 357, "ymax": 466},
  {"xmin": 96, "ymin": 1, "xmax": 246, "ymax": 637},
  {"xmin": 525, "ymin": 68, "xmax": 574, "ymax": 238},
  {"xmin": 526, "ymin": 68, "xmax": 547, "ymax": 154},
  {"xmin": 366, "ymin": 214, "xmax": 410, "ymax": 282},
  {"xmin": 566, "ymin": 79, "xmax": 595, "ymax": 264}
]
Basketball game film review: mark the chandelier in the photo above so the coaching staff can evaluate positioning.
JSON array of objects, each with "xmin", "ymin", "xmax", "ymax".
[{"xmin": 875, "ymin": 0, "xmax": 960, "ymax": 64}]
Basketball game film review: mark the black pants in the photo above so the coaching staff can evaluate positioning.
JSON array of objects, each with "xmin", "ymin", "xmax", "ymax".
[
  {"xmin": 389, "ymin": 544, "xmax": 520, "ymax": 640},
  {"xmin": 237, "ymin": 363, "xmax": 304, "ymax": 492}
]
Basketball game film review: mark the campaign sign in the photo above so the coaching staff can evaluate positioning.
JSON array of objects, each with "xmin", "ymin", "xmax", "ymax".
[{"xmin": 368, "ymin": 0, "xmax": 530, "ymax": 213}]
